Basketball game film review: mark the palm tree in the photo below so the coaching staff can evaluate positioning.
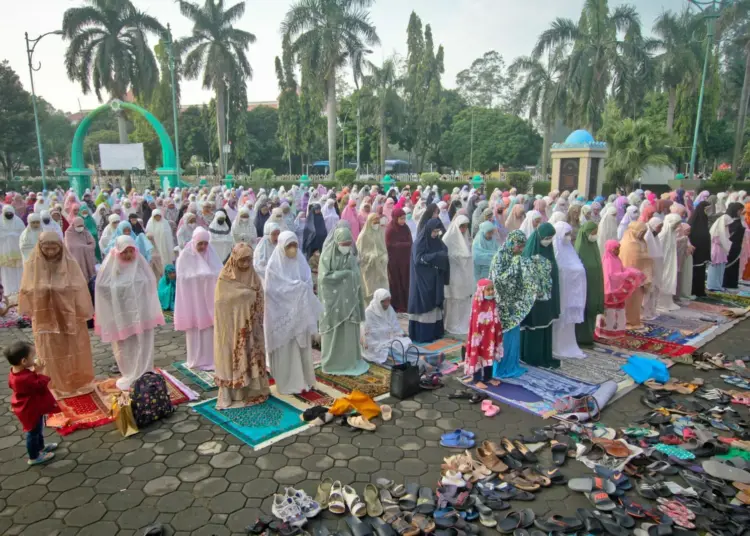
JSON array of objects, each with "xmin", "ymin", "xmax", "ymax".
[
  {"xmin": 62, "ymin": 0, "xmax": 165, "ymax": 145},
  {"xmin": 282, "ymin": 0, "xmax": 380, "ymax": 179},
  {"xmin": 509, "ymin": 46, "xmax": 568, "ymax": 178},
  {"xmin": 533, "ymin": 0, "xmax": 648, "ymax": 132},
  {"xmin": 177, "ymin": 0, "xmax": 256, "ymax": 176},
  {"xmin": 364, "ymin": 57, "xmax": 401, "ymax": 176},
  {"xmin": 652, "ymin": 9, "xmax": 703, "ymax": 134},
  {"xmin": 723, "ymin": 0, "xmax": 750, "ymax": 172},
  {"xmin": 350, "ymin": 46, "xmax": 371, "ymax": 176}
]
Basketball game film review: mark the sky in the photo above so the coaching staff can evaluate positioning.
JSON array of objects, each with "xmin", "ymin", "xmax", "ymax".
[{"xmin": 2, "ymin": 0, "xmax": 687, "ymax": 114}]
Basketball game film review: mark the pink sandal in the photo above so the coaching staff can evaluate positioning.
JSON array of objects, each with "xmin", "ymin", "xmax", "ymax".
[{"xmin": 484, "ymin": 403, "xmax": 500, "ymax": 417}]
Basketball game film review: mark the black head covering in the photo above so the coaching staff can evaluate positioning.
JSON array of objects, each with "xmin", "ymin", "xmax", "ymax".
[
  {"xmin": 688, "ymin": 201, "xmax": 710, "ymax": 265},
  {"xmin": 303, "ymin": 203, "xmax": 327, "ymax": 257},
  {"xmin": 408, "ymin": 218, "xmax": 450, "ymax": 315},
  {"xmin": 448, "ymin": 200, "xmax": 461, "ymax": 221},
  {"xmin": 254, "ymin": 204, "xmax": 270, "ymax": 237},
  {"xmin": 129, "ymin": 213, "xmax": 145, "ymax": 235},
  {"xmin": 215, "ymin": 208, "xmax": 232, "ymax": 230},
  {"xmin": 417, "ymin": 203, "xmax": 439, "ymax": 233}
]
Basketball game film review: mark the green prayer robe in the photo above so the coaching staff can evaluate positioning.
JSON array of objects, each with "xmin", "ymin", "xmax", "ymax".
[{"xmin": 574, "ymin": 221, "xmax": 605, "ymax": 345}]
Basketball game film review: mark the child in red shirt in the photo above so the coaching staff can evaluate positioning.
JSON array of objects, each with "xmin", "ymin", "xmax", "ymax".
[{"xmin": 5, "ymin": 341, "xmax": 59, "ymax": 466}]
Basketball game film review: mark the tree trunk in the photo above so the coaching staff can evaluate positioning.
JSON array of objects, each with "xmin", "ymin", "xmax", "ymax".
[
  {"xmin": 326, "ymin": 76, "xmax": 337, "ymax": 179},
  {"xmin": 733, "ymin": 49, "xmax": 750, "ymax": 173},
  {"xmin": 667, "ymin": 87, "xmax": 677, "ymax": 135},
  {"xmin": 215, "ymin": 80, "xmax": 227, "ymax": 178},
  {"xmin": 379, "ymin": 106, "xmax": 387, "ymax": 177},
  {"xmin": 541, "ymin": 123, "xmax": 551, "ymax": 179},
  {"xmin": 116, "ymin": 111, "xmax": 132, "ymax": 191}
]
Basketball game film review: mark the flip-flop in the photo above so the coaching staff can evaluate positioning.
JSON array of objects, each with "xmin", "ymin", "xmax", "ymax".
[
  {"xmin": 576, "ymin": 508, "xmax": 605, "ymax": 534},
  {"xmin": 346, "ymin": 515, "xmax": 374, "ymax": 536},
  {"xmin": 498, "ymin": 509, "xmax": 535, "ymax": 534},
  {"xmin": 550, "ymin": 441, "xmax": 567, "ymax": 466},
  {"xmin": 532, "ymin": 515, "xmax": 582, "ymax": 533},
  {"xmin": 316, "ymin": 477, "xmax": 333, "ymax": 508},
  {"xmin": 703, "ymin": 460, "xmax": 750, "ymax": 484},
  {"xmin": 588, "ymin": 490, "xmax": 617, "ymax": 511},
  {"xmin": 364, "ymin": 484, "xmax": 383, "ymax": 517},
  {"xmin": 398, "ymin": 483, "xmax": 419, "ymax": 511},
  {"xmin": 415, "ymin": 487, "xmax": 435, "ymax": 514},
  {"xmin": 568, "ymin": 477, "xmax": 617, "ymax": 494},
  {"xmin": 611, "ymin": 507, "xmax": 635, "ymax": 528},
  {"xmin": 368, "ymin": 517, "xmax": 396, "ymax": 536},
  {"xmin": 591, "ymin": 511, "xmax": 629, "ymax": 536}
]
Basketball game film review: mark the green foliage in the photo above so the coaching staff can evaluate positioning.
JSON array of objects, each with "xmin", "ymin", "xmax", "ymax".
[
  {"xmin": 251, "ymin": 168, "xmax": 275, "ymax": 181},
  {"xmin": 0, "ymin": 61, "xmax": 35, "ymax": 176},
  {"xmin": 0, "ymin": 179, "xmax": 70, "ymax": 192},
  {"xmin": 335, "ymin": 168, "xmax": 357, "ymax": 186},
  {"xmin": 38, "ymin": 101, "xmax": 75, "ymax": 170},
  {"xmin": 709, "ymin": 169, "xmax": 735, "ymax": 189},
  {"xmin": 455, "ymin": 51, "xmax": 508, "ymax": 108},
  {"xmin": 532, "ymin": 181, "xmax": 551, "ymax": 196},
  {"xmin": 419, "ymin": 172, "xmax": 441, "ymax": 185},
  {"xmin": 244, "ymin": 106, "xmax": 285, "ymax": 172},
  {"xmin": 438, "ymin": 108, "xmax": 542, "ymax": 171},
  {"xmin": 181, "ymin": 105, "xmax": 215, "ymax": 167},
  {"xmin": 506, "ymin": 171, "xmax": 532, "ymax": 193}
]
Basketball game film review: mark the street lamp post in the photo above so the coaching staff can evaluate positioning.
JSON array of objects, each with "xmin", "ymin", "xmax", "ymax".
[
  {"xmin": 24, "ymin": 30, "xmax": 63, "ymax": 190},
  {"xmin": 165, "ymin": 24, "xmax": 181, "ymax": 186},
  {"xmin": 687, "ymin": 1, "xmax": 732, "ymax": 179}
]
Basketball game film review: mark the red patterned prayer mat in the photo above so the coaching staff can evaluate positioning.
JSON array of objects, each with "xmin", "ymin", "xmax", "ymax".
[
  {"xmin": 47, "ymin": 387, "xmax": 113, "ymax": 436},
  {"xmin": 292, "ymin": 386, "xmax": 337, "ymax": 407},
  {"xmin": 595, "ymin": 334, "xmax": 696, "ymax": 357}
]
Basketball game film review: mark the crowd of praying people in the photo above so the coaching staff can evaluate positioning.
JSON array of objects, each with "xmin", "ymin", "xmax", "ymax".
[{"xmin": 1, "ymin": 181, "xmax": 749, "ymax": 409}]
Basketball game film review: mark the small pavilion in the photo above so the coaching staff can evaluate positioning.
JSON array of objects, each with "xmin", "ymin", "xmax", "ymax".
[{"xmin": 550, "ymin": 130, "xmax": 607, "ymax": 198}]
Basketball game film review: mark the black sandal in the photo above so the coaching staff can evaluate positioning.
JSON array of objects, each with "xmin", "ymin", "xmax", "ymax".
[{"xmin": 448, "ymin": 390, "xmax": 472, "ymax": 399}]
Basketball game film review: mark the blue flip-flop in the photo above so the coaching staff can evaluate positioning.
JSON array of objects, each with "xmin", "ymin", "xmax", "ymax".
[
  {"xmin": 440, "ymin": 432, "xmax": 475, "ymax": 449},
  {"xmin": 594, "ymin": 466, "xmax": 632, "ymax": 490}
]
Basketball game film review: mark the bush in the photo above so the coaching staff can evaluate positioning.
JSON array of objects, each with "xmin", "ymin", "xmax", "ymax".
[
  {"xmin": 732, "ymin": 181, "xmax": 750, "ymax": 192},
  {"xmin": 250, "ymin": 168, "xmax": 275, "ymax": 181},
  {"xmin": 506, "ymin": 171, "xmax": 532, "ymax": 193},
  {"xmin": 709, "ymin": 170, "xmax": 734, "ymax": 191},
  {"xmin": 335, "ymin": 169, "xmax": 357, "ymax": 187},
  {"xmin": 532, "ymin": 181, "xmax": 551, "ymax": 196},
  {"xmin": 419, "ymin": 172, "xmax": 441, "ymax": 186},
  {"xmin": 0, "ymin": 179, "xmax": 70, "ymax": 192}
]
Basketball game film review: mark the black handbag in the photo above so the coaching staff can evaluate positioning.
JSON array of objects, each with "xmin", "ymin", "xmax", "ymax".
[{"xmin": 389, "ymin": 341, "xmax": 422, "ymax": 400}]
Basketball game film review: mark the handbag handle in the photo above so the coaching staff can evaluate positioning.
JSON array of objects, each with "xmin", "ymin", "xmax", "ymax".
[
  {"xmin": 389, "ymin": 339, "xmax": 406, "ymax": 364},
  {"xmin": 404, "ymin": 344, "xmax": 421, "ymax": 365}
]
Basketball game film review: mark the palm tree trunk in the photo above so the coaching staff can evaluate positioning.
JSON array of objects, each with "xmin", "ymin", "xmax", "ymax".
[
  {"xmin": 733, "ymin": 49, "xmax": 750, "ymax": 173},
  {"xmin": 326, "ymin": 76, "xmax": 337, "ymax": 179},
  {"xmin": 541, "ymin": 123, "xmax": 551, "ymax": 179},
  {"xmin": 215, "ymin": 80, "xmax": 227, "ymax": 177},
  {"xmin": 379, "ymin": 105, "xmax": 387, "ymax": 177},
  {"xmin": 667, "ymin": 87, "xmax": 677, "ymax": 135},
  {"xmin": 116, "ymin": 111, "xmax": 132, "ymax": 191}
]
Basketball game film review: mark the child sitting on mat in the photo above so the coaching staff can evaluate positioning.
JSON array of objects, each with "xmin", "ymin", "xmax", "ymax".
[
  {"xmin": 463, "ymin": 278, "xmax": 503, "ymax": 385},
  {"xmin": 5, "ymin": 341, "xmax": 59, "ymax": 466}
]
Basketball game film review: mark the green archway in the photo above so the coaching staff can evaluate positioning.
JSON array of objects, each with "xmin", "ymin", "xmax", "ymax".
[{"xmin": 66, "ymin": 99, "xmax": 180, "ymax": 196}]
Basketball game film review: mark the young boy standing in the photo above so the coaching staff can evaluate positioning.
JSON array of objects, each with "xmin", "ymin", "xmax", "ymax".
[{"xmin": 5, "ymin": 341, "xmax": 59, "ymax": 466}]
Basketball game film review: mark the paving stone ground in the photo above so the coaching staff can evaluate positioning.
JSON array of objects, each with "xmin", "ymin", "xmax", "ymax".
[{"xmin": 0, "ymin": 319, "xmax": 747, "ymax": 536}]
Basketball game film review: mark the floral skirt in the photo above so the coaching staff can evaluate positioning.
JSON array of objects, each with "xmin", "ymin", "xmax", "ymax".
[{"xmin": 595, "ymin": 308, "xmax": 626, "ymax": 339}]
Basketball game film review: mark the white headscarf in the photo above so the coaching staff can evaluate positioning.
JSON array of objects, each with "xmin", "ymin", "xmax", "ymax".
[
  {"xmin": 253, "ymin": 221, "xmax": 280, "ymax": 283},
  {"xmin": 232, "ymin": 207, "xmax": 257, "ymax": 244},
  {"xmin": 597, "ymin": 206, "xmax": 618, "ymax": 255},
  {"xmin": 207, "ymin": 212, "xmax": 233, "ymax": 262},
  {"xmin": 99, "ymin": 214, "xmax": 121, "ymax": 252},
  {"xmin": 552, "ymin": 222, "xmax": 586, "ymax": 324},
  {"xmin": 263, "ymin": 230, "xmax": 323, "ymax": 353},
  {"xmin": 519, "ymin": 210, "xmax": 542, "ymax": 238},
  {"xmin": 438, "ymin": 201, "xmax": 451, "ymax": 229},
  {"xmin": 145, "ymin": 209, "xmax": 175, "ymax": 265},
  {"xmin": 321, "ymin": 199, "xmax": 339, "ymax": 232},
  {"xmin": 174, "ymin": 227, "xmax": 222, "ymax": 332},
  {"xmin": 39, "ymin": 209, "xmax": 63, "ymax": 239},
  {"xmin": 0, "ymin": 206, "xmax": 25, "ymax": 261},
  {"xmin": 716, "ymin": 192, "xmax": 728, "ymax": 214},
  {"xmin": 710, "ymin": 214, "xmax": 733, "ymax": 253},
  {"xmin": 658, "ymin": 213, "xmax": 682, "ymax": 295},
  {"xmin": 617, "ymin": 206, "xmax": 639, "ymax": 240},
  {"xmin": 177, "ymin": 213, "xmax": 198, "ymax": 248},
  {"xmin": 442, "ymin": 215, "xmax": 474, "ymax": 299},
  {"xmin": 19, "ymin": 213, "xmax": 42, "ymax": 262}
]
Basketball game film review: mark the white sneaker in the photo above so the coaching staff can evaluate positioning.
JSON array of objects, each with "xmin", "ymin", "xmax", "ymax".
[
  {"xmin": 271, "ymin": 493, "xmax": 306, "ymax": 527},
  {"xmin": 441, "ymin": 470, "xmax": 466, "ymax": 487},
  {"xmin": 285, "ymin": 487, "xmax": 321, "ymax": 518}
]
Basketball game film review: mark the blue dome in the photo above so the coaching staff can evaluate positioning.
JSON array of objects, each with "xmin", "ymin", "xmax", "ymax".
[{"xmin": 565, "ymin": 130, "xmax": 595, "ymax": 145}]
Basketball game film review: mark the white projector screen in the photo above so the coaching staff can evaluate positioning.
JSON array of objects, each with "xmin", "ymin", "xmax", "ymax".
[{"xmin": 99, "ymin": 143, "xmax": 146, "ymax": 170}]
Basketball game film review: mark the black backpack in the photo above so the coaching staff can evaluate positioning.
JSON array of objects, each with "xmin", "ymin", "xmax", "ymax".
[{"xmin": 131, "ymin": 372, "xmax": 174, "ymax": 428}]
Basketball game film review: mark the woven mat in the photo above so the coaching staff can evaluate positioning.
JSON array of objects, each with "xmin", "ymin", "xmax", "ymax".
[
  {"xmin": 162, "ymin": 310, "xmax": 174, "ymax": 323},
  {"xmin": 556, "ymin": 348, "xmax": 631, "ymax": 385},
  {"xmin": 595, "ymin": 333, "xmax": 696, "ymax": 358},
  {"xmin": 47, "ymin": 382, "xmax": 114, "ymax": 436},
  {"xmin": 315, "ymin": 364, "xmax": 391, "ymax": 399},
  {"xmin": 707, "ymin": 291, "xmax": 750, "ymax": 308},
  {"xmin": 173, "ymin": 361, "xmax": 216, "ymax": 391}
]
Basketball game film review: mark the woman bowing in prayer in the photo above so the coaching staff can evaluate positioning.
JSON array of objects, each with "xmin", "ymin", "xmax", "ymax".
[
  {"xmin": 551, "ymin": 222, "xmax": 587, "ymax": 359},
  {"xmin": 689, "ymin": 201, "xmax": 711, "ymax": 297},
  {"xmin": 723, "ymin": 202, "xmax": 746, "ymax": 289},
  {"xmin": 213, "ymin": 243, "xmax": 271, "ymax": 408},
  {"xmin": 619, "ymin": 222, "xmax": 653, "ymax": 329},
  {"xmin": 408, "ymin": 219, "xmax": 450, "ymax": 342},
  {"xmin": 473, "ymin": 221, "xmax": 498, "ymax": 282},
  {"xmin": 520, "ymin": 223, "xmax": 560, "ymax": 369},
  {"xmin": 95, "ymin": 236, "xmax": 164, "ymax": 390},
  {"xmin": 64, "ymin": 217, "xmax": 97, "ymax": 284},
  {"xmin": 318, "ymin": 226, "xmax": 370, "ymax": 376},
  {"xmin": 385, "ymin": 208, "xmax": 412, "ymax": 313},
  {"xmin": 175, "ymin": 228, "xmax": 222, "ymax": 371},
  {"xmin": 573, "ymin": 222, "xmax": 604, "ymax": 346},
  {"xmin": 145, "ymin": 209, "xmax": 175, "ymax": 265},
  {"xmin": 254, "ymin": 222, "xmax": 281, "ymax": 284},
  {"xmin": 19, "ymin": 232, "xmax": 95, "ymax": 395},
  {"xmin": 158, "ymin": 264, "xmax": 177, "ymax": 311},
  {"xmin": 264, "ymin": 232, "xmax": 323, "ymax": 394},
  {"xmin": 362, "ymin": 288, "xmax": 411, "ymax": 365},
  {"xmin": 357, "ymin": 214, "xmax": 389, "ymax": 302},
  {"xmin": 596, "ymin": 240, "xmax": 646, "ymax": 339},
  {"xmin": 442, "ymin": 215, "xmax": 474, "ymax": 336}
]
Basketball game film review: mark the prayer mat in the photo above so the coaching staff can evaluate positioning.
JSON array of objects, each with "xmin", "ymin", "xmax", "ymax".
[
  {"xmin": 193, "ymin": 396, "xmax": 306, "ymax": 450},
  {"xmin": 173, "ymin": 361, "xmax": 216, "ymax": 391},
  {"xmin": 557, "ymin": 348, "xmax": 631, "ymax": 385},
  {"xmin": 707, "ymin": 291, "xmax": 750, "ymax": 308},
  {"xmin": 412, "ymin": 338, "xmax": 465, "ymax": 361},
  {"xmin": 463, "ymin": 379, "xmax": 558, "ymax": 418},
  {"xmin": 595, "ymin": 334, "xmax": 696, "ymax": 357},
  {"xmin": 162, "ymin": 310, "xmax": 174, "ymax": 323},
  {"xmin": 47, "ymin": 386, "xmax": 113, "ymax": 436},
  {"xmin": 315, "ymin": 364, "xmax": 391, "ymax": 399},
  {"xmin": 292, "ymin": 386, "xmax": 338, "ymax": 407},
  {"xmin": 628, "ymin": 325, "xmax": 695, "ymax": 345},
  {"xmin": 156, "ymin": 368, "xmax": 194, "ymax": 406},
  {"xmin": 497, "ymin": 366, "xmax": 597, "ymax": 402},
  {"xmin": 684, "ymin": 300, "xmax": 733, "ymax": 314},
  {"xmin": 647, "ymin": 313, "xmax": 721, "ymax": 331}
]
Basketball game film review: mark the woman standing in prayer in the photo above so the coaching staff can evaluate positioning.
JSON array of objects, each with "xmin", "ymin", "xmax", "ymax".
[
  {"xmin": 77, "ymin": 205, "xmax": 101, "ymax": 262},
  {"xmin": 213, "ymin": 243, "xmax": 271, "ymax": 408},
  {"xmin": 254, "ymin": 202, "xmax": 271, "ymax": 238},
  {"xmin": 619, "ymin": 222, "xmax": 652, "ymax": 329},
  {"xmin": 362, "ymin": 288, "xmax": 410, "ymax": 364},
  {"xmin": 596, "ymin": 240, "xmax": 646, "ymax": 338},
  {"xmin": 519, "ymin": 210, "xmax": 542, "ymax": 238},
  {"xmin": 597, "ymin": 206, "xmax": 618, "ymax": 256},
  {"xmin": 207, "ymin": 212, "xmax": 233, "ymax": 262},
  {"xmin": 573, "ymin": 222, "xmax": 604, "ymax": 346},
  {"xmin": 96, "ymin": 235, "xmax": 164, "ymax": 389},
  {"xmin": 254, "ymin": 222, "xmax": 281, "ymax": 284},
  {"xmin": 322, "ymin": 199, "xmax": 340, "ymax": 232},
  {"xmin": 505, "ymin": 204, "xmax": 525, "ymax": 232},
  {"xmin": 689, "ymin": 201, "xmax": 711, "ymax": 297},
  {"xmin": 19, "ymin": 230, "xmax": 95, "ymax": 395},
  {"xmin": 303, "ymin": 204, "xmax": 327, "ymax": 259},
  {"xmin": 318, "ymin": 226, "xmax": 370, "ymax": 376},
  {"xmin": 550, "ymin": 222, "xmax": 586, "ymax": 359},
  {"xmin": 264, "ymin": 232, "xmax": 322, "ymax": 393},
  {"xmin": 145, "ymin": 209, "xmax": 175, "ymax": 265},
  {"xmin": 642, "ymin": 218, "xmax": 663, "ymax": 320},
  {"xmin": 158, "ymin": 264, "xmax": 177, "ymax": 310},
  {"xmin": 723, "ymin": 202, "xmax": 746, "ymax": 289},
  {"xmin": 408, "ymin": 219, "xmax": 450, "ymax": 342},
  {"xmin": 357, "ymin": 214, "xmax": 389, "ymax": 302},
  {"xmin": 520, "ymin": 223, "xmax": 560, "ymax": 369},
  {"xmin": 231, "ymin": 207, "xmax": 257, "ymax": 244},
  {"xmin": 177, "ymin": 212, "xmax": 198, "ymax": 248},
  {"xmin": 0, "ymin": 206, "xmax": 25, "ymax": 296},
  {"xmin": 618, "ymin": 206, "xmax": 639, "ymax": 239},
  {"xmin": 658, "ymin": 214, "xmax": 682, "ymax": 312},
  {"xmin": 676, "ymin": 223, "xmax": 695, "ymax": 300},
  {"xmin": 473, "ymin": 221, "xmax": 499, "ymax": 282},
  {"xmin": 64, "ymin": 217, "xmax": 97, "ymax": 283},
  {"xmin": 175, "ymin": 228, "xmax": 222, "ymax": 371},
  {"xmin": 385, "ymin": 209, "xmax": 413, "ymax": 315},
  {"xmin": 19, "ymin": 213, "xmax": 42, "ymax": 263},
  {"xmin": 442, "ymin": 215, "xmax": 474, "ymax": 336},
  {"xmin": 341, "ymin": 199, "xmax": 361, "ymax": 241},
  {"xmin": 707, "ymin": 214, "xmax": 733, "ymax": 291},
  {"xmin": 99, "ymin": 214, "xmax": 120, "ymax": 252},
  {"xmin": 490, "ymin": 230, "xmax": 551, "ymax": 378}
]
